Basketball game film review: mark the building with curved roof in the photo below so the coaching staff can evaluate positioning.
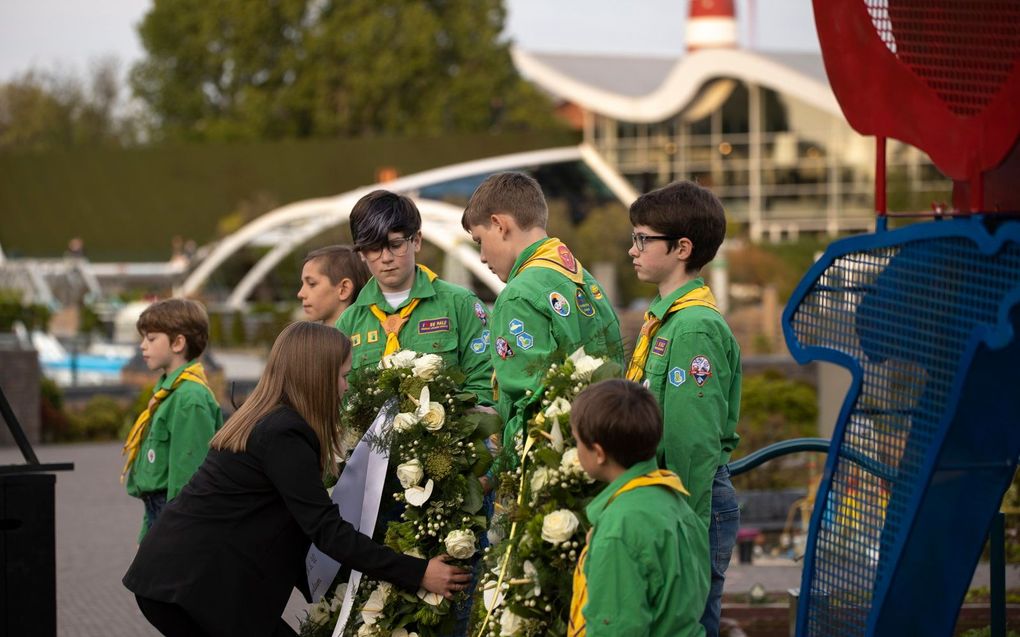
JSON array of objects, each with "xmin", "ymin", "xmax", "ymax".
[{"xmin": 512, "ymin": 40, "xmax": 946, "ymax": 240}]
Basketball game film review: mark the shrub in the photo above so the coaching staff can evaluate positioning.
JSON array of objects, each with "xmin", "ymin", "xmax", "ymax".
[
  {"xmin": 68, "ymin": 395, "xmax": 128, "ymax": 441},
  {"xmin": 731, "ymin": 370, "xmax": 820, "ymax": 490}
]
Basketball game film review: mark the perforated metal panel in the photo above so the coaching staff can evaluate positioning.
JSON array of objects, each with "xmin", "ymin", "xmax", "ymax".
[
  {"xmin": 864, "ymin": 0, "xmax": 1020, "ymax": 116},
  {"xmin": 785, "ymin": 220, "xmax": 1020, "ymax": 636}
]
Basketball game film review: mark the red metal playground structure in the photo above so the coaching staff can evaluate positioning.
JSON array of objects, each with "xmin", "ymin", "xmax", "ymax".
[{"xmin": 729, "ymin": 2, "xmax": 1020, "ymax": 636}]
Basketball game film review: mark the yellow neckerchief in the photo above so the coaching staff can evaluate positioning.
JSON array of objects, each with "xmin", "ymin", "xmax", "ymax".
[
  {"xmin": 490, "ymin": 238, "xmax": 584, "ymax": 402},
  {"xmin": 625, "ymin": 285, "xmax": 719, "ymax": 383},
  {"xmin": 368, "ymin": 264, "xmax": 439, "ymax": 357},
  {"xmin": 568, "ymin": 470, "xmax": 689, "ymax": 637},
  {"xmin": 121, "ymin": 361, "xmax": 213, "ymax": 481},
  {"xmin": 513, "ymin": 237, "xmax": 585, "ymax": 285}
]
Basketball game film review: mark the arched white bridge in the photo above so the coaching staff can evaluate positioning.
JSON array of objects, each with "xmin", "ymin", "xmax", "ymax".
[{"xmin": 177, "ymin": 143, "xmax": 637, "ymax": 309}]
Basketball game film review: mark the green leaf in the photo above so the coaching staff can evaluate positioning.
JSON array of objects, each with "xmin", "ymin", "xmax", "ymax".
[
  {"xmin": 465, "ymin": 411, "xmax": 502, "ymax": 439},
  {"xmin": 471, "ymin": 441, "xmax": 493, "ymax": 477},
  {"xmin": 591, "ymin": 360, "xmax": 624, "ymax": 383},
  {"xmin": 534, "ymin": 446, "xmax": 562, "ymax": 468},
  {"xmin": 461, "ymin": 473, "xmax": 484, "ymax": 514}
]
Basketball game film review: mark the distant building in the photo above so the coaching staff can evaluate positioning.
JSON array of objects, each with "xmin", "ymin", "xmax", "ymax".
[{"xmin": 511, "ymin": 2, "xmax": 945, "ymax": 240}]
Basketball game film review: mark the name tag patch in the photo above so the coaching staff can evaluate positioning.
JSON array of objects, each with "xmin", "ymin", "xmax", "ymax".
[
  {"xmin": 418, "ymin": 318, "xmax": 450, "ymax": 334},
  {"xmin": 652, "ymin": 337, "xmax": 669, "ymax": 356}
]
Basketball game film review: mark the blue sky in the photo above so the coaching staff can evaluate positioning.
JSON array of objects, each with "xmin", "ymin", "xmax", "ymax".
[{"xmin": 0, "ymin": 0, "xmax": 819, "ymax": 82}]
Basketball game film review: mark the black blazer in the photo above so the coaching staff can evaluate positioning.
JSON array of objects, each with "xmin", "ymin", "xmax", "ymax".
[{"xmin": 124, "ymin": 405, "xmax": 426, "ymax": 637}]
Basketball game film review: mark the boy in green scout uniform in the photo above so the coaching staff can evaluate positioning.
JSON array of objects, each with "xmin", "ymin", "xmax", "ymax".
[
  {"xmin": 567, "ymin": 379, "xmax": 708, "ymax": 637},
  {"xmin": 337, "ymin": 190, "xmax": 493, "ymax": 402},
  {"xmin": 624, "ymin": 180, "xmax": 741, "ymax": 637},
  {"xmin": 461, "ymin": 172, "xmax": 623, "ymax": 458},
  {"xmin": 122, "ymin": 299, "xmax": 224, "ymax": 540}
]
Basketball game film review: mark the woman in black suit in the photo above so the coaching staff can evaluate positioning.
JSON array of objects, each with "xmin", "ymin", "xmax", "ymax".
[{"xmin": 124, "ymin": 321, "xmax": 469, "ymax": 637}]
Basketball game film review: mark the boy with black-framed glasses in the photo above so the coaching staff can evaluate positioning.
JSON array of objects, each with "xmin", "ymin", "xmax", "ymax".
[
  {"xmin": 625, "ymin": 179, "xmax": 742, "ymax": 637},
  {"xmin": 336, "ymin": 189, "xmax": 493, "ymax": 402}
]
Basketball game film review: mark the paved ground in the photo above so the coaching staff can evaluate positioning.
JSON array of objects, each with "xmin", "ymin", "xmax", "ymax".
[{"xmin": 3, "ymin": 441, "xmax": 1018, "ymax": 636}]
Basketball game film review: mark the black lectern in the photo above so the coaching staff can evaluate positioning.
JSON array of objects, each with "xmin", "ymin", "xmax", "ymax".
[{"xmin": 0, "ymin": 385, "xmax": 73, "ymax": 637}]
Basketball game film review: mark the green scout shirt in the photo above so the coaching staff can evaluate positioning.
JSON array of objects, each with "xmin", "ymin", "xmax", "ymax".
[
  {"xmin": 641, "ymin": 278, "xmax": 741, "ymax": 526},
  {"xmin": 125, "ymin": 360, "xmax": 223, "ymax": 502},
  {"xmin": 582, "ymin": 458, "xmax": 709, "ymax": 637},
  {"xmin": 336, "ymin": 266, "xmax": 493, "ymax": 404},
  {"xmin": 490, "ymin": 239, "xmax": 623, "ymax": 448}
]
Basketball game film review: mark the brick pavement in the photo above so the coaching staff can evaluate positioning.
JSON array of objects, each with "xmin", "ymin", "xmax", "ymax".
[{"xmin": 3, "ymin": 441, "xmax": 1017, "ymax": 636}]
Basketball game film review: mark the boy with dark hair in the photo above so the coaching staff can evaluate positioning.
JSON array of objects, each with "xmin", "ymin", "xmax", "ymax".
[
  {"xmin": 337, "ymin": 189, "xmax": 492, "ymax": 401},
  {"xmin": 462, "ymin": 172, "xmax": 623, "ymax": 456},
  {"xmin": 568, "ymin": 379, "xmax": 708, "ymax": 637},
  {"xmin": 123, "ymin": 298, "xmax": 223, "ymax": 540},
  {"xmin": 298, "ymin": 245, "xmax": 371, "ymax": 326},
  {"xmin": 625, "ymin": 180, "xmax": 741, "ymax": 636}
]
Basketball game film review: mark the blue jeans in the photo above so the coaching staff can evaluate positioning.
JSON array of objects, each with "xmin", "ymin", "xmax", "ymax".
[
  {"xmin": 700, "ymin": 466, "xmax": 740, "ymax": 637},
  {"xmin": 142, "ymin": 491, "xmax": 167, "ymax": 531},
  {"xmin": 451, "ymin": 490, "xmax": 495, "ymax": 636}
]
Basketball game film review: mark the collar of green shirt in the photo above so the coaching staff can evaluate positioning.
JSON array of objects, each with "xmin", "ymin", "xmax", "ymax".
[
  {"xmin": 506, "ymin": 238, "xmax": 549, "ymax": 284},
  {"xmin": 646, "ymin": 277, "xmax": 706, "ymax": 320},
  {"xmin": 353, "ymin": 266, "xmax": 438, "ymax": 313},
  {"xmin": 156, "ymin": 359, "xmax": 199, "ymax": 392},
  {"xmin": 585, "ymin": 456, "xmax": 661, "ymax": 526}
]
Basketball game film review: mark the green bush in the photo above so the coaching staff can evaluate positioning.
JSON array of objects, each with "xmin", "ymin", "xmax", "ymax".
[
  {"xmin": 731, "ymin": 370, "xmax": 820, "ymax": 490},
  {"xmin": 0, "ymin": 289, "xmax": 52, "ymax": 332},
  {"xmin": 68, "ymin": 395, "xmax": 128, "ymax": 441},
  {"xmin": 39, "ymin": 377, "xmax": 72, "ymax": 442}
]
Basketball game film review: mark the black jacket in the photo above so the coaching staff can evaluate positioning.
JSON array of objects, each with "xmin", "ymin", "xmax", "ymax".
[{"xmin": 124, "ymin": 405, "xmax": 426, "ymax": 637}]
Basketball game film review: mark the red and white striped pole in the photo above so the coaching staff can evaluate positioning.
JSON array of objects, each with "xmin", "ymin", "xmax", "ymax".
[{"xmin": 687, "ymin": 0, "xmax": 738, "ymax": 51}]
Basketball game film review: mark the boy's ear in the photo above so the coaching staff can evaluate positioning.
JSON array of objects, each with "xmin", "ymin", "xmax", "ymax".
[
  {"xmin": 592, "ymin": 442, "xmax": 609, "ymax": 466},
  {"xmin": 675, "ymin": 237, "xmax": 694, "ymax": 262},
  {"xmin": 170, "ymin": 333, "xmax": 187, "ymax": 355},
  {"xmin": 337, "ymin": 277, "xmax": 355, "ymax": 302},
  {"xmin": 490, "ymin": 213, "xmax": 514, "ymax": 237}
]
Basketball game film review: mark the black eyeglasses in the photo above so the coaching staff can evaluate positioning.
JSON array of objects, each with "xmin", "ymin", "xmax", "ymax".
[
  {"xmin": 358, "ymin": 236, "xmax": 415, "ymax": 261},
  {"xmin": 631, "ymin": 232, "xmax": 679, "ymax": 252}
]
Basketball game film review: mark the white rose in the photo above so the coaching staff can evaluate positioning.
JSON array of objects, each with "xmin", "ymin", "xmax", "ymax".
[
  {"xmin": 357, "ymin": 624, "xmax": 375, "ymax": 637},
  {"xmin": 361, "ymin": 583, "xmax": 390, "ymax": 625},
  {"xmin": 380, "ymin": 350, "xmax": 417, "ymax": 369},
  {"xmin": 393, "ymin": 412, "xmax": 419, "ymax": 433},
  {"xmin": 541, "ymin": 509, "xmax": 579, "ymax": 544},
  {"xmin": 412, "ymin": 353, "xmax": 444, "ymax": 380},
  {"xmin": 405, "ymin": 479, "xmax": 434, "ymax": 507},
  {"xmin": 417, "ymin": 588, "xmax": 444, "ymax": 606},
  {"xmin": 500, "ymin": 609, "xmax": 526, "ymax": 636},
  {"xmin": 329, "ymin": 583, "xmax": 348, "ymax": 612},
  {"xmin": 444, "ymin": 529, "xmax": 476, "ymax": 559},
  {"xmin": 568, "ymin": 347, "xmax": 604, "ymax": 381},
  {"xmin": 396, "ymin": 459, "xmax": 424, "ymax": 489},
  {"xmin": 530, "ymin": 466, "xmax": 552, "ymax": 494},
  {"xmin": 560, "ymin": 448, "xmax": 591, "ymax": 482},
  {"xmin": 421, "ymin": 402, "xmax": 446, "ymax": 431}
]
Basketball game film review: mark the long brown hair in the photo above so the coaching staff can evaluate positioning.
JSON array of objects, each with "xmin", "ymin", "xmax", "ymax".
[{"xmin": 210, "ymin": 322, "xmax": 350, "ymax": 478}]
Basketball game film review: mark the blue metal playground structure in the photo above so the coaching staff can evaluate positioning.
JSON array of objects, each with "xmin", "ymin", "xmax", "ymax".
[{"xmin": 731, "ymin": 2, "xmax": 1020, "ymax": 635}]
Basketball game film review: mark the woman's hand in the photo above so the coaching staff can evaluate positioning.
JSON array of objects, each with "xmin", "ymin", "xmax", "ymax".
[{"xmin": 421, "ymin": 554, "xmax": 472, "ymax": 599}]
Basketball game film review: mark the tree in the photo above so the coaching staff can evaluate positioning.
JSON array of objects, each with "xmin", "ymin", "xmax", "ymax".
[
  {"xmin": 130, "ymin": 0, "xmax": 560, "ymax": 141},
  {"xmin": 0, "ymin": 59, "xmax": 140, "ymax": 151}
]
